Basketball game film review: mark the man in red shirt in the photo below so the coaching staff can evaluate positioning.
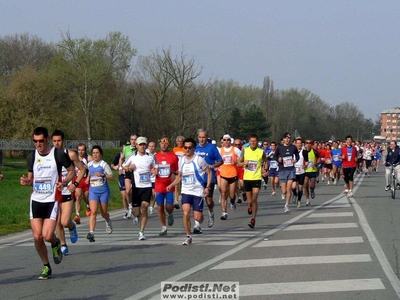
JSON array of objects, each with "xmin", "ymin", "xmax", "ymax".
[
  {"xmin": 340, "ymin": 135, "xmax": 357, "ymax": 197},
  {"xmin": 155, "ymin": 137, "xmax": 179, "ymax": 236}
]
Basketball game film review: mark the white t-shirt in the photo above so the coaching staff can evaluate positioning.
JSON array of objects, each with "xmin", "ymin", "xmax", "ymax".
[
  {"xmin": 123, "ymin": 153, "xmax": 156, "ymax": 188},
  {"xmin": 179, "ymin": 154, "xmax": 208, "ymax": 197}
]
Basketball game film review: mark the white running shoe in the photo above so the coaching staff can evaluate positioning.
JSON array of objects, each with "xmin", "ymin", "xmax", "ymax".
[
  {"xmin": 284, "ymin": 204, "xmax": 290, "ymax": 213},
  {"xmin": 149, "ymin": 206, "xmax": 154, "ymax": 215},
  {"xmin": 182, "ymin": 236, "xmax": 192, "ymax": 245},
  {"xmin": 133, "ymin": 217, "xmax": 139, "ymax": 225},
  {"xmin": 106, "ymin": 220, "xmax": 113, "ymax": 234},
  {"xmin": 306, "ymin": 200, "xmax": 310, "ymax": 206},
  {"xmin": 297, "ymin": 201, "xmax": 302, "ymax": 208},
  {"xmin": 138, "ymin": 231, "xmax": 146, "ymax": 240}
]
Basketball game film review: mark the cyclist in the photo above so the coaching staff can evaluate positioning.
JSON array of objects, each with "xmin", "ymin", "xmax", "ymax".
[{"xmin": 384, "ymin": 140, "xmax": 400, "ymax": 191}]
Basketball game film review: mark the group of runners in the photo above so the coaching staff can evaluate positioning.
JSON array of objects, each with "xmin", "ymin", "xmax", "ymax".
[{"xmin": 18, "ymin": 126, "xmax": 400, "ymax": 280}]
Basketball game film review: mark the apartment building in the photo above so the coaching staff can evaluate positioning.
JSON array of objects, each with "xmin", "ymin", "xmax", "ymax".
[{"xmin": 381, "ymin": 108, "xmax": 400, "ymax": 142}]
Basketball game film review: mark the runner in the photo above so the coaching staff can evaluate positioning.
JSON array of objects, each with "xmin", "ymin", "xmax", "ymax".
[
  {"xmin": 51, "ymin": 130, "xmax": 84, "ymax": 255},
  {"xmin": 303, "ymin": 139, "xmax": 320, "ymax": 206},
  {"xmin": 154, "ymin": 137, "xmax": 179, "ymax": 236},
  {"xmin": 86, "ymin": 145, "xmax": 115, "ymax": 242},
  {"xmin": 73, "ymin": 143, "xmax": 92, "ymax": 224},
  {"xmin": 292, "ymin": 137, "xmax": 306, "ymax": 208},
  {"xmin": 267, "ymin": 142, "xmax": 279, "ymax": 196},
  {"xmin": 237, "ymin": 133, "xmax": 268, "ymax": 228},
  {"xmin": 331, "ymin": 141, "xmax": 342, "ymax": 185},
  {"xmin": 195, "ymin": 129, "xmax": 223, "ymax": 231},
  {"xmin": 218, "ymin": 134, "xmax": 241, "ymax": 220},
  {"xmin": 20, "ymin": 126, "xmax": 75, "ymax": 280},
  {"xmin": 167, "ymin": 137, "xmax": 211, "ymax": 245},
  {"xmin": 275, "ymin": 132, "xmax": 299, "ymax": 213},
  {"xmin": 340, "ymin": 135, "xmax": 358, "ymax": 198},
  {"xmin": 123, "ymin": 136, "xmax": 157, "ymax": 240},
  {"xmin": 172, "ymin": 136, "xmax": 185, "ymax": 209}
]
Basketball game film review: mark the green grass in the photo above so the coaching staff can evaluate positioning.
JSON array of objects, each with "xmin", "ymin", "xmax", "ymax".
[{"xmin": 0, "ymin": 148, "xmax": 124, "ymax": 236}]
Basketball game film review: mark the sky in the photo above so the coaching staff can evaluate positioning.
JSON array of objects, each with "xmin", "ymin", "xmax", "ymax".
[{"xmin": 1, "ymin": 0, "xmax": 400, "ymax": 121}]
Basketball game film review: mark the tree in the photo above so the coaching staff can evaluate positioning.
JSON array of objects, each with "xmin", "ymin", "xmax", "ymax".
[
  {"xmin": 57, "ymin": 31, "xmax": 137, "ymax": 141},
  {"xmin": 0, "ymin": 33, "xmax": 55, "ymax": 80}
]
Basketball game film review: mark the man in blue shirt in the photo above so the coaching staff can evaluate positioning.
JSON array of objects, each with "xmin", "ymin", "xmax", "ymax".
[{"xmin": 195, "ymin": 129, "xmax": 223, "ymax": 232}]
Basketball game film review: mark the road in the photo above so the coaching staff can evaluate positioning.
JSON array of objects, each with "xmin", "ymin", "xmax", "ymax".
[{"xmin": 1, "ymin": 170, "xmax": 400, "ymax": 299}]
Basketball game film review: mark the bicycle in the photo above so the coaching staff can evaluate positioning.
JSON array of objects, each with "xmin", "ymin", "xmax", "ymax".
[{"xmin": 388, "ymin": 163, "xmax": 400, "ymax": 199}]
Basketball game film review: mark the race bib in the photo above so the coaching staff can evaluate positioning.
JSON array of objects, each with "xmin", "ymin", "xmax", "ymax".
[
  {"xmin": 182, "ymin": 173, "xmax": 195, "ymax": 185},
  {"xmin": 333, "ymin": 154, "xmax": 339, "ymax": 162},
  {"xmin": 246, "ymin": 160, "xmax": 258, "ymax": 172},
  {"xmin": 158, "ymin": 164, "xmax": 171, "ymax": 178},
  {"xmin": 325, "ymin": 159, "xmax": 332, "ymax": 164},
  {"xmin": 283, "ymin": 156, "xmax": 293, "ymax": 167},
  {"xmin": 90, "ymin": 176, "xmax": 105, "ymax": 187},
  {"xmin": 270, "ymin": 161, "xmax": 278, "ymax": 169},
  {"xmin": 34, "ymin": 177, "xmax": 53, "ymax": 194},
  {"xmin": 223, "ymin": 154, "xmax": 233, "ymax": 165},
  {"xmin": 307, "ymin": 161, "xmax": 314, "ymax": 168},
  {"xmin": 139, "ymin": 172, "xmax": 151, "ymax": 183}
]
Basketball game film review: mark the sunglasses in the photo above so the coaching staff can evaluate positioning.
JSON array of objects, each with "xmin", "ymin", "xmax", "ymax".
[
  {"xmin": 234, "ymin": 144, "xmax": 241, "ymax": 146},
  {"xmin": 263, "ymin": 143, "xmax": 268, "ymax": 145},
  {"xmin": 184, "ymin": 146, "xmax": 193, "ymax": 150},
  {"xmin": 223, "ymin": 139, "xmax": 230, "ymax": 141},
  {"xmin": 33, "ymin": 139, "xmax": 45, "ymax": 144},
  {"xmin": 305, "ymin": 142, "xmax": 312, "ymax": 144}
]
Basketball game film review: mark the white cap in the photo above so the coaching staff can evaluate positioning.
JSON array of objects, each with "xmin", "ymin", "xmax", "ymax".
[
  {"xmin": 211, "ymin": 140, "xmax": 216, "ymax": 145},
  {"xmin": 136, "ymin": 136, "xmax": 147, "ymax": 144},
  {"xmin": 223, "ymin": 134, "xmax": 231, "ymax": 140}
]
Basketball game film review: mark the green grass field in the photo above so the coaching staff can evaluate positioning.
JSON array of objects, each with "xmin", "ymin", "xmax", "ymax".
[{"xmin": 0, "ymin": 148, "xmax": 123, "ymax": 236}]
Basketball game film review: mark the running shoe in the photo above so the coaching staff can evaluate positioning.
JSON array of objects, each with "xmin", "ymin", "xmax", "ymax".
[
  {"xmin": 182, "ymin": 236, "xmax": 192, "ymax": 245},
  {"xmin": 271, "ymin": 191, "xmax": 276, "ymax": 196},
  {"xmin": 52, "ymin": 238, "xmax": 63, "ymax": 264},
  {"xmin": 247, "ymin": 204, "xmax": 252, "ymax": 215},
  {"xmin": 248, "ymin": 218, "xmax": 255, "ymax": 229},
  {"xmin": 73, "ymin": 214, "xmax": 81, "ymax": 225},
  {"xmin": 397, "ymin": 184, "xmax": 400, "ymax": 190},
  {"xmin": 106, "ymin": 220, "xmax": 113, "ymax": 234},
  {"xmin": 297, "ymin": 201, "xmax": 302, "ymax": 208},
  {"xmin": 292, "ymin": 193, "xmax": 297, "ymax": 203},
  {"xmin": 327, "ymin": 181, "xmax": 330, "ymax": 185},
  {"xmin": 220, "ymin": 212, "xmax": 228, "ymax": 220},
  {"xmin": 237, "ymin": 197, "xmax": 242, "ymax": 204},
  {"xmin": 138, "ymin": 231, "xmax": 146, "ymax": 240},
  {"xmin": 159, "ymin": 227, "xmax": 167, "ymax": 236},
  {"xmin": 242, "ymin": 192, "xmax": 247, "ymax": 202},
  {"xmin": 310, "ymin": 189, "xmax": 315, "ymax": 199},
  {"xmin": 173, "ymin": 201, "xmax": 180, "ymax": 209},
  {"xmin": 343, "ymin": 189, "xmax": 349, "ymax": 194},
  {"xmin": 127, "ymin": 207, "xmax": 132, "ymax": 218},
  {"xmin": 263, "ymin": 182, "xmax": 268, "ymax": 190},
  {"xmin": 69, "ymin": 221, "xmax": 78, "ymax": 243},
  {"xmin": 85, "ymin": 206, "xmax": 91, "ymax": 217},
  {"xmin": 87, "ymin": 232, "xmax": 95, "ymax": 242},
  {"xmin": 385, "ymin": 185, "xmax": 391, "ymax": 191},
  {"xmin": 38, "ymin": 266, "xmax": 52, "ymax": 280},
  {"xmin": 61, "ymin": 245, "xmax": 69, "ymax": 256},
  {"xmin": 333, "ymin": 179, "xmax": 337, "ymax": 186},
  {"xmin": 123, "ymin": 211, "xmax": 129, "ymax": 219},
  {"xmin": 168, "ymin": 213, "xmax": 174, "ymax": 226},
  {"xmin": 193, "ymin": 225, "xmax": 202, "ymax": 234},
  {"xmin": 230, "ymin": 200, "xmax": 236, "ymax": 211},
  {"xmin": 281, "ymin": 193, "xmax": 285, "ymax": 200},
  {"xmin": 306, "ymin": 200, "xmax": 310, "ymax": 206},
  {"xmin": 133, "ymin": 217, "xmax": 139, "ymax": 225},
  {"xmin": 347, "ymin": 191, "xmax": 353, "ymax": 198},
  {"xmin": 149, "ymin": 206, "xmax": 155, "ymax": 215},
  {"xmin": 284, "ymin": 204, "xmax": 290, "ymax": 213},
  {"xmin": 207, "ymin": 212, "xmax": 214, "ymax": 228}
]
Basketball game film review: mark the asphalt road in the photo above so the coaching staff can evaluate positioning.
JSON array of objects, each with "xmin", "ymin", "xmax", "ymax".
[{"xmin": 1, "ymin": 169, "xmax": 400, "ymax": 300}]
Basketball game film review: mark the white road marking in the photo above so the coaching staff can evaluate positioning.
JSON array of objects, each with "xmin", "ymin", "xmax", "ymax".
[
  {"xmin": 253, "ymin": 236, "xmax": 364, "ymax": 247},
  {"xmin": 284, "ymin": 222, "xmax": 358, "ymax": 230}
]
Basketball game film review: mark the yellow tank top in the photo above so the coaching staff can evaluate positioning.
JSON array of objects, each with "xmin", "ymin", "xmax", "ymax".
[
  {"xmin": 305, "ymin": 149, "xmax": 318, "ymax": 173},
  {"xmin": 243, "ymin": 147, "xmax": 264, "ymax": 180}
]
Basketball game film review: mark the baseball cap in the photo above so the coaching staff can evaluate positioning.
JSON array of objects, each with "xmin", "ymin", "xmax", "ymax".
[
  {"xmin": 223, "ymin": 134, "xmax": 231, "ymax": 140},
  {"xmin": 136, "ymin": 136, "xmax": 147, "ymax": 145},
  {"xmin": 283, "ymin": 132, "xmax": 291, "ymax": 138}
]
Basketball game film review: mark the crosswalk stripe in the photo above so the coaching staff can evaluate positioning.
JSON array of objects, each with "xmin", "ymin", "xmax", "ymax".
[
  {"xmin": 253, "ymin": 236, "xmax": 364, "ymax": 247},
  {"xmin": 323, "ymin": 201, "xmax": 351, "ymax": 208},
  {"xmin": 239, "ymin": 278, "xmax": 385, "ymax": 296},
  {"xmin": 284, "ymin": 222, "xmax": 358, "ymax": 230},
  {"xmin": 210, "ymin": 254, "xmax": 371, "ymax": 269},
  {"xmin": 308, "ymin": 212, "xmax": 354, "ymax": 218}
]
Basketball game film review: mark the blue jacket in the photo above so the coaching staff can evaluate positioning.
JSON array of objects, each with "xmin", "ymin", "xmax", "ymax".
[{"xmin": 385, "ymin": 146, "xmax": 400, "ymax": 166}]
